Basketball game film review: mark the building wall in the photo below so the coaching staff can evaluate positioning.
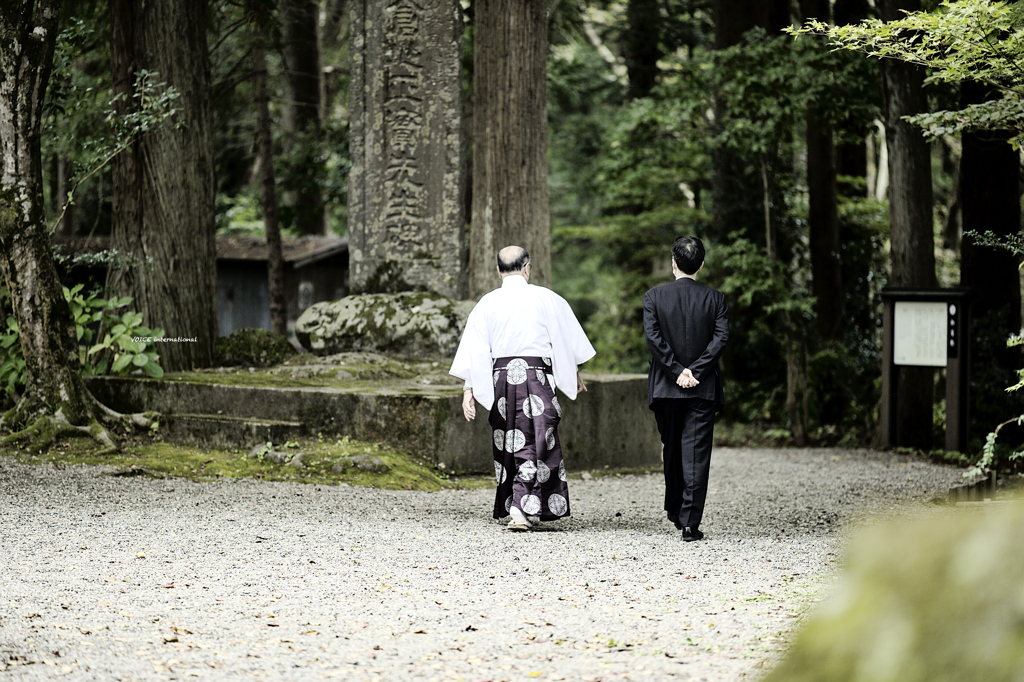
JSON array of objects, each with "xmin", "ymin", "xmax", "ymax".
[
  {"xmin": 216, "ymin": 256, "xmax": 349, "ymax": 336},
  {"xmin": 217, "ymin": 263, "xmax": 271, "ymax": 336}
]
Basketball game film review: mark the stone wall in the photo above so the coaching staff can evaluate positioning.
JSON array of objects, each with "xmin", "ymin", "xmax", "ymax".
[
  {"xmin": 85, "ymin": 373, "xmax": 662, "ymax": 473},
  {"xmin": 348, "ymin": 0, "xmax": 466, "ymax": 298}
]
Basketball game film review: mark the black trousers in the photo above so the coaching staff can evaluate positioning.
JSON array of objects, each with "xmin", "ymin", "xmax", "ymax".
[{"xmin": 653, "ymin": 398, "xmax": 716, "ymax": 531}]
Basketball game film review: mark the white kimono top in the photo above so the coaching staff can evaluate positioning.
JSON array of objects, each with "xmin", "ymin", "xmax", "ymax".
[{"xmin": 449, "ymin": 275, "xmax": 596, "ymax": 410}]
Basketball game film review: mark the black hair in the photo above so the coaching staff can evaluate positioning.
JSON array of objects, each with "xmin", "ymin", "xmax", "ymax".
[
  {"xmin": 497, "ymin": 246, "xmax": 530, "ymax": 273},
  {"xmin": 672, "ymin": 236, "xmax": 705, "ymax": 275}
]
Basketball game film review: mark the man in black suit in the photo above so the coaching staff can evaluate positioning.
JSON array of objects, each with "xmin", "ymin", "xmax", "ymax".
[{"xmin": 643, "ymin": 236, "xmax": 728, "ymax": 542}]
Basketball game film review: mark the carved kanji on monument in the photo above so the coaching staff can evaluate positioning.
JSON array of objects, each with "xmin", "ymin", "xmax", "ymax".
[{"xmin": 349, "ymin": 0, "xmax": 466, "ymax": 298}]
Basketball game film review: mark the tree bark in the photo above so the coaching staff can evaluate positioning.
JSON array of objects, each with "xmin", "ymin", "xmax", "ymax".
[
  {"xmin": 108, "ymin": 0, "xmax": 217, "ymax": 372},
  {"xmin": 281, "ymin": 0, "xmax": 326, "ymax": 236},
  {"xmin": 623, "ymin": 0, "xmax": 662, "ymax": 100},
  {"xmin": 253, "ymin": 35, "xmax": 287, "ymax": 336},
  {"xmin": 0, "ymin": 0, "xmax": 94, "ymax": 424},
  {"xmin": 469, "ymin": 0, "xmax": 551, "ymax": 298},
  {"xmin": 801, "ymin": 0, "xmax": 844, "ymax": 342},
  {"xmin": 833, "ymin": 0, "xmax": 871, "ymax": 198},
  {"xmin": 960, "ymin": 82, "xmax": 1022, "ymax": 337},
  {"xmin": 879, "ymin": 0, "xmax": 937, "ymax": 450}
]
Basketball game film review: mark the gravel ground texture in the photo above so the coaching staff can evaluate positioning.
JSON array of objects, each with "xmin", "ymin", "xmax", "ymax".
[{"xmin": 0, "ymin": 447, "xmax": 966, "ymax": 681}]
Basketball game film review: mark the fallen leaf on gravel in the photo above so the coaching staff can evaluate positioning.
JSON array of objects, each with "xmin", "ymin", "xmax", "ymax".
[
  {"xmin": 267, "ymin": 623, "xmax": 279, "ymax": 627},
  {"xmin": 302, "ymin": 630, "xmax": 320, "ymax": 635},
  {"xmin": 162, "ymin": 636, "xmax": 178, "ymax": 643},
  {"xmin": 136, "ymin": 553, "xmax": 145, "ymax": 559},
  {"xmin": 162, "ymin": 583, "xmax": 175, "ymax": 589},
  {"xmin": 105, "ymin": 578, "xmax": 117, "ymax": 582},
  {"xmin": 528, "ymin": 673, "xmax": 543, "ymax": 678},
  {"xmin": 78, "ymin": 628, "xmax": 90, "ymax": 635},
  {"xmin": 413, "ymin": 629, "xmax": 427, "ymax": 634},
  {"xmin": 171, "ymin": 627, "xmax": 192, "ymax": 635}
]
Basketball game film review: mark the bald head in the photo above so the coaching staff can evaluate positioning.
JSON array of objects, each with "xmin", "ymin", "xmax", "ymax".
[{"xmin": 497, "ymin": 245, "xmax": 530, "ymax": 274}]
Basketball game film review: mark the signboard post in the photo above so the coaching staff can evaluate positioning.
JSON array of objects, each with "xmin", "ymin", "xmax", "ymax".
[{"xmin": 880, "ymin": 288, "xmax": 971, "ymax": 452}]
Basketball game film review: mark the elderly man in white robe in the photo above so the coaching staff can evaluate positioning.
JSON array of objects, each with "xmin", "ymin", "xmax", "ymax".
[{"xmin": 451, "ymin": 245, "xmax": 596, "ymax": 531}]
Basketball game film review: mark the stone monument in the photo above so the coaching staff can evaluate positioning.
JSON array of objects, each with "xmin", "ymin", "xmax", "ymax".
[{"xmin": 348, "ymin": 0, "xmax": 467, "ymax": 299}]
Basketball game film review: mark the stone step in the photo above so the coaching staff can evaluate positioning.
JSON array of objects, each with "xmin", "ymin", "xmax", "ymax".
[
  {"xmin": 85, "ymin": 374, "xmax": 660, "ymax": 473},
  {"xmin": 161, "ymin": 413, "xmax": 306, "ymax": 451}
]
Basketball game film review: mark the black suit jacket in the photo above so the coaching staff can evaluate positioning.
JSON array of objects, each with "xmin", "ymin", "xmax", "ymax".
[{"xmin": 643, "ymin": 277, "xmax": 729, "ymax": 409}]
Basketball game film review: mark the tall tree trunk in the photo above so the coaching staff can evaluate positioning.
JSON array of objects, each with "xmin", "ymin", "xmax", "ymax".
[
  {"xmin": 960, "ymin": 82, "xmax": 1021, "ymax": 340},
  {"xmin": 801, "ymin": 0, "xmax": 844, "ymax": 342},
  {"xmin": 833, "ymin": 0, "xmax": 871, "ymax": 197},
  {"xmin": 108, "ymin": 0, "xmax": 217, "ymax": 372},
  {"xmin": 469, "ymin": 0, "xmax": 550, "ymax": 298},
  {"xmin": 623, "ymin": 0, "xmax": 662, "ymax": 100},
  {"xmin": 960, "ymin": 81, "xmax": 1022, "ymax": 439},
  {"xmin": 253, "ymin": 35, "xmax": 287, "ymax": 336},
  {"xmin": 281, "ymin": 0, "xmax": 326, "ymax": 236},
  {"xmin": 879, "ymin": 0, "xmax": 937, "ymax": 450},
  {"xmin": 711, "ymin": 0, "xmax": 791, "ymax": 242},
  {"xmin": 0, "ymin": 0, "xmax": 94, "ymax": 425}
]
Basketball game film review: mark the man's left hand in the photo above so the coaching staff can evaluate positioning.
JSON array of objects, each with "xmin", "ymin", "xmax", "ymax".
[{"xmin": 577, "ymin": 372, "xmax": 587, "ymax": 394}]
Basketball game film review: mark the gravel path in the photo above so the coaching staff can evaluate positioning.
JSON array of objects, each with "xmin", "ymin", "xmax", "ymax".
[{"xmin": 0, "ymin": 447, "xmax": 964, "ymax": 681}]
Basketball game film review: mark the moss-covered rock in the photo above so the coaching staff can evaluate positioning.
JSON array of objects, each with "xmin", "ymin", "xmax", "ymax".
[
  {"xmin": 294, "ymin": 293, "xmax": 474, "ymax": 360},
  {"xmin": 764, "ymin": 502, "xmax": 1024, "ymax": 682},
  {"xmin": 332, "ymin": 454, "xmax": 389, "ymax": 474},
  {"xmin": 215, "ymin": 328, "xmax": 296, "ymax": 367}
]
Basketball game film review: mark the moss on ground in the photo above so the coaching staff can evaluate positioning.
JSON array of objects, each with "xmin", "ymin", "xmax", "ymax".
[{"xmin": 0, "ymin": 433, "xmax": 489, "ymax": 491}]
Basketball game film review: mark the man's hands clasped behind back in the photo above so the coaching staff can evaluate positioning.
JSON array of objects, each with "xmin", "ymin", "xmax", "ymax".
[{"xmin": 676, "ymin": 368, "xmax": 699, "ymax": 389}]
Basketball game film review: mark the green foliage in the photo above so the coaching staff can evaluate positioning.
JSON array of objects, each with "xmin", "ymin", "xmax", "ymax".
[
  {"xmin": 0, "ymin": 285, "xmax": 165, "ymax": 401},
  {"xmin": 0, "ymin": 316, "xmax": 25, "ymax": 400},
  {"xmin": 214, "ymin": 328, "xmax": 295, "ymax": 368},
  {"xmin": 44, "ymin": 19, "xmax": 183, "ymax": 232},
  {"xmin": 765, "ymin": 501, "xmax": 1024, "ymax": 682},
  {"xmin": 549, "ymin": 22, "xmax": 885, "ymax": 443},
  {"xmin": 796, "ymin": 0, "xmax": 1024, "ymax": 145},
  {"xmin": 959, "ymin": 232, "xmax": 1024, "ymax": 477}
]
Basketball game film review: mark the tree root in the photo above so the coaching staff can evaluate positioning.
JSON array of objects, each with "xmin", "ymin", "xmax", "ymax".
[
  {"xmin": 88, "ymin": 393, "xmax": 159, "ymax": 432},
  {"xmin": 0, "ymin": 413, "xmax": 118, "ymax": 456},
  {"xmin": 0, "ymin": 394, "xmax": 160, "ymax": 457}
]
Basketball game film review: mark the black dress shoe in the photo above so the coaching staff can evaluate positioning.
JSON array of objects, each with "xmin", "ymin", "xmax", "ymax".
[
  {"xmin": 682, "ymin": 527, "xmax": 704, "ymax": 542},
  {"xmin": 667, "ymin": 511, "xmax": 683, "ymax": 530}
]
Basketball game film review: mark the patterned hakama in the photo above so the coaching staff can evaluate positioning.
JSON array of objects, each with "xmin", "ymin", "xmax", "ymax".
[{"xmin": 490, "ymin": 356, "xmax": 570, "ymax": 521}]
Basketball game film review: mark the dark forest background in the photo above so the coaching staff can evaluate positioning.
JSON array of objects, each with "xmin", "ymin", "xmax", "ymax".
[{"xmin": 14, "ymin": 0, "xmax": 1024, "ymax": 459}]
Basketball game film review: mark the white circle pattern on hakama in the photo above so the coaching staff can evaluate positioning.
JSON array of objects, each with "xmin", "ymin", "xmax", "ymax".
[
  {"xmin": 545, "ymin": 427, "xmax": 556, "ymax": 451},
  {"xmin": 523, "ymin": 394, "xmax": 545, "ymax": 418},
  {"xmin": 505, "ymin": 495, "xmax": 513, "ymax": 513},
  {"xmin": 542, "ymin": 357, "xmax": 551, "ymax": 366},
  {"xmin": 536, "ymin": 370, "xmax": 546, "ymax": 386},
  {"xmin": 536, "ymin": 460, "xmax": 551, "ymax": 483},
  {"xmin": 505, "ymin": 429, "xmax": 526, "ymax": 453},
  {"xmin": 506, "ymin": 358, "xmax": 528, "ymax": 385},
  {"xmin": 493, "ymin": 370, "xmax": 500, "ymax": 386},
  {"xmin": 546, "ymin": 374, "xmax": 555, "ymax": 389},
  {"xmin": 552, "ymin": 395, "xmax": 561, "ymax": 417},
  {"xmin": 494, "ymin": 460, "xmax": 507, "ymax": 484},
  {"xmin": 497, "ymin": 397, "xmax": 507, "ymax": 419},
  {"xmin": 493, "ymin": 429, "xmax": 505, "ymax": 451},
  {"xmin": 518, "ymin": 460, "xmax": 537, "ymax": 481},
  {"xmin": 547, "ymin": 493, "xmax": 568, "ymax": 516},
  {"xmin": 558, "ymin": 460, "xmax": 567, "ymax": 481},
  {"xmin": 521, "ymin": 494, "xmax": 542, "ymax": 515}
]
